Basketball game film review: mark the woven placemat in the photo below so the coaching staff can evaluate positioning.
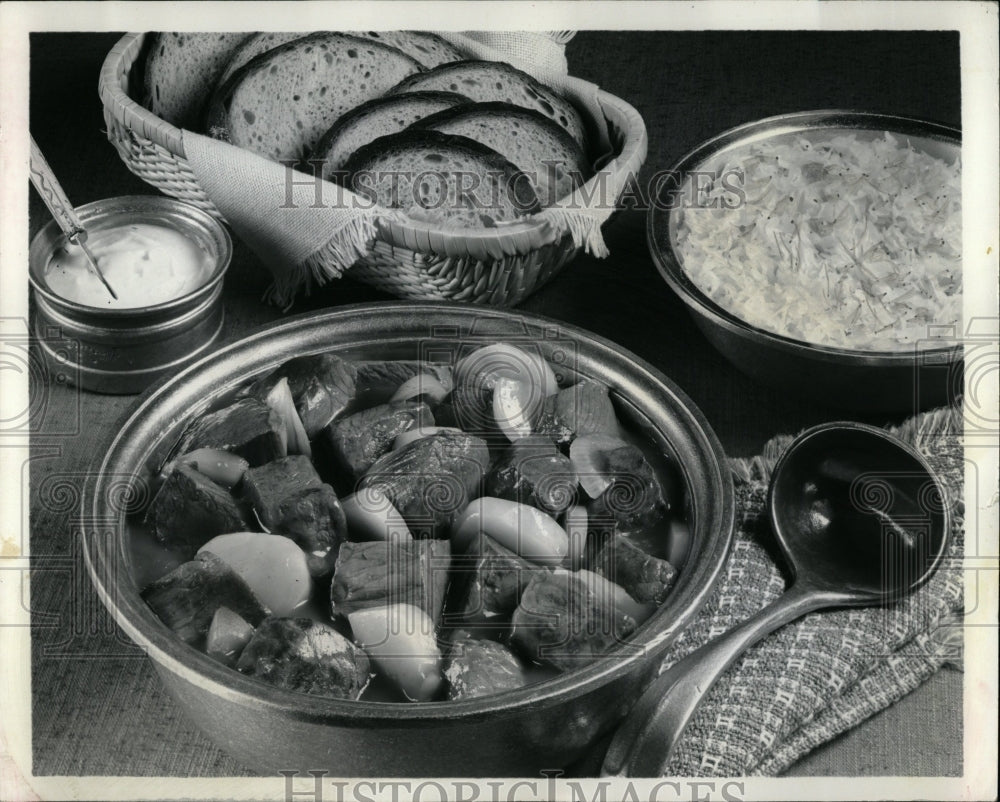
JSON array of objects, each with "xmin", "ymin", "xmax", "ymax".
[{"xmin": 650, "ymin": 403, "xmax": 964, "ymax": 776}]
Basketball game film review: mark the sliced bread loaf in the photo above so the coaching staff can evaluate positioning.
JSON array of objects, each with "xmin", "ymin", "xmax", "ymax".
[
  {"xmin": 314, "ymin": 91, "xmax": 471, "ymax": 178},
  {"xmin": 412, "ymin": 102, "xmax": 590, "ymax": 206},
  {"xmin": 387, "ymin": 60, "xmax": 588, "ymax": 151},
  {"xmin": 215, "ymin": 32, "xmax": 309, "ymax": 89},
  {"xmin": 342, "ymin": 130, "xmax": 540, "ymax": 228},
  {"xmin": 206, "ymin": 33, "xmax": 423, "ymax": 162},
  {"xmin": 349, "ymin": 31, "xmax": 465, "ymax": 69},
  {"xmin": 143, "ymin": 32, "xmax": 251, "ymax": 129}
]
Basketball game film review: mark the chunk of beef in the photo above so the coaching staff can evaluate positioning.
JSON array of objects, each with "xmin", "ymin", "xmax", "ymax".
[
  {"xmin": 536, "ymin": 380, "xmax": 620, "ymax": 444},
  {"xmin": 444, "ymin": 632, "xmax": 527, "ymax": 700},
  {"xmin": 141, "ymin": 551, "xmax": 269, "ymax": 646},
  {"xmin": 592, "ymin": 534, "xmax": 677, "ymax": 605},
  {"xmin": 486, "ymin": 436, "xmax": 577, "ymax": 515},
  {"xmin": 243, "ymin": 455, "xmax": 346, "ymax": 576},
  {"xmin": 331, "ymin": 539, "xmax": 450, "ymax": 625},
  {"xmin": 244, "ymin": 454, "xmax": 321, "ymax": 501},
  {"xmin": 145, "ymin": 462, "xmax": 247, "ymax": 556},
  {"xmin": 174, "ymin": 397, "xmax": 285, "ymax": 467},
  {"xmin": 554, "ymin": 380, "xmax": 620, "ymax": 439},
  {"xmin": 587, "ymin": 444, "xmax": 668, "ymax": 533},
  {"xmin": 251, "ymin": 353, "xmax": 357, "ymax": 438},
  {"xmin": 534, "ymin": 393, "xmax": 575, "ymax": 446},
  {"xmin": 450, "ymin": 534, "xmax": 544, "ymax": 622},
  {"xmin": 509, "ymin": 570, "xmax": 636, "ymax": 671},
  {"xmin": 325, "ymin": 401, "xmax": 432, "ymax": 479},
  {"xmin": 236, "ymin": 617, "xmax": 371, "ymax": 699},
  {"xmin": 437, "ymin": 384, "xmax": 496, "ymax": 440},
  {"xmin": 360, "ymin": 431, "xmax": 490, "ymax": 536}
]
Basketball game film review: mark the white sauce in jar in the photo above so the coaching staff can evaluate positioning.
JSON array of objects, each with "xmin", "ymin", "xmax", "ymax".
[{"xmin": 44, "ymin": 223, "xmax": 214, "ymax": 309}]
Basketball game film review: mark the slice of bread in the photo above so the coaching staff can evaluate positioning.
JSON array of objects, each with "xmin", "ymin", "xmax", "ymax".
[
  {"xmin": 314, "ymin": 91, "xmax": 471, "ymax": 178},
  {"xmin": 206, "ymin": 33, "xmax": 423, "ymax": 162},
  {"xmin": 349, "ymin": 31, "xmax": 465, "ymax": 69},
  {"xmin": 388, "ymin": 60, "xmax": 588, "ymax": 151},
  {"xmin": 215, "ymin": 32, "xmax": 310, "ymax": 89},
  {"xmin": 143, "ymin": 32, "xmax": 251, "ymax": 129},
  {"xmin": 216, "ymin": 31, "xmax": 460, "ymax": 89},
  {"xmin": 412, "ymin": 102, "xmax": 591, "ymax": 206},
  {"xmin": 342, "ymin": 130, "xmax": 540, "ymax": 228}
]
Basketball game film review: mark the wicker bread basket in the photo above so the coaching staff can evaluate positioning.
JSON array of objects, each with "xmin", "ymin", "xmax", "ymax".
[{"xmin": 99, "ymin": 32, "xmax": 648, "ymax": 306}]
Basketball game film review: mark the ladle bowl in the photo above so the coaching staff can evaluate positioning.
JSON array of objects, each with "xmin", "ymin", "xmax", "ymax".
[
  {"xmin": 602, "ymin": 421, "xmax": 950, "ymax": 777},
  {"xmin": 769, "ymin": 422, "xmax": 948, "ymax": 602}
]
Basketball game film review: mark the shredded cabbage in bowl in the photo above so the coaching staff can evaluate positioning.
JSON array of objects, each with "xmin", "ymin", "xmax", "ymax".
[{"xmin": 673, "ymin": 130, "xmax": 961, "ymax": 352}]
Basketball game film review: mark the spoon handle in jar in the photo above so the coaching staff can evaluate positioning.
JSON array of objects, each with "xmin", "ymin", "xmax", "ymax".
[
  {"xmin": 29, "ymin": 136, "xmax": 88, "ymax": 239},
  {"xmin": 29, "ymin": 136, "xmax": 118, "ymax": 299},
  {"xmin": 601, "ymin": 582, "xmax": 828, "ymax": 777}
]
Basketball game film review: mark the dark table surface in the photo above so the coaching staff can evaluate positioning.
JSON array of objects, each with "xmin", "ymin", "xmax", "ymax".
[{"xmin": 26, "ymin": 30, "xmax": 963, "ymax": 778}]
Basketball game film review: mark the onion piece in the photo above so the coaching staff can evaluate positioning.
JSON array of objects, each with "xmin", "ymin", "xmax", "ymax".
[
  {"xmin": 569, "ymin": 433, "xmax": 632, "ymax": 499},
  {"xmin": 493, "ymin": 377, "xmax": 538, "ymax": 441},
  {"xmin": 170, "ymin": 447, "xmax": 248, "ymax": 489},
  {"xmin": 454, "ymin": 343, "xmax": 559, "ymax": 396},
  {"xmin": 263, "ymin": 376, "xmax": 311, "ymax": 458},
  {"xmin": 452, "ymin": 497, "xmax": 568, "ymax": 567},
  {"xmin": 341, "ymin": 487, "xmax": 412, "ymax": 542},
  {"xmin": 348, "ymin": 604, "xmax": 442, "ymax": 702},
  {"xmin": 570, "ymin": 568, "xmax": 656, "ymax": 625},
  {"xmin": 389, "ymin": 373, "xmax": 450, "ymax": 404},
  {"xmin": 198, "ymin": 532, "xmax": 312, "ymax": 617},
  {"xmin": 206, "ymin": 607, "xmax": 254, "ymax": 666},
  {"xmin": 392, "ymin": 425, "xmax": 462, "ymax": 451}
]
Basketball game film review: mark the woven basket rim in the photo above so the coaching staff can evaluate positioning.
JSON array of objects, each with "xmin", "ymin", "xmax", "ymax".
[{"xmin": 98, "ymin": 31, "xmax": 649, "ymax": 255}]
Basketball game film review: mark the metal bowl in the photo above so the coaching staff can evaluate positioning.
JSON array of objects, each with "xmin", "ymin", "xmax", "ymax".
[
  {"xmin": 29, "ymin": 195, "xmax": 232, "ymax": 394},
  {"xmin": 648, "ymin": 111, "xmax": 962, "ymax": 413},
  {"xmin": 81, "ymin": 303, "xmax": 735, "ymax": 777}
]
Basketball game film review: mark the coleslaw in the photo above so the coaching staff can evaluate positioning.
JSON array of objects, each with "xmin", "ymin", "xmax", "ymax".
[{"xmin": 674, "ymin": 130, "xmax": 961, "ymax": 351}]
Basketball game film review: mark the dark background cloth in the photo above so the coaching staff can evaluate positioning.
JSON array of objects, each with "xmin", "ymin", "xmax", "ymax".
[{"xmin": 27, "ymin": 30, "xmax": 962, "ymax": 776}]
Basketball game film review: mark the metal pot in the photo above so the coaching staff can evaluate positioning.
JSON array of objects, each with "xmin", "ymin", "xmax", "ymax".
[{"xmin": 82, "ymin": 303, "xmax": 735, "ymax": 776}]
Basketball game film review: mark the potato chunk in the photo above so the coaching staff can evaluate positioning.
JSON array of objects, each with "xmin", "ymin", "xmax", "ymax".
[
  {"xmin": 199, "ymin": 532, "xmax": 312, "ymax": 617},
  {"xmin": 348, "ymin": 604, "xmax": 442, "ymax": 702}
]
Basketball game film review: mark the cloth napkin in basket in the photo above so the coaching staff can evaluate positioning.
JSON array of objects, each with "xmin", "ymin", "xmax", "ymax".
[
  {"xmin": 648, "ymin": 404, "xmax": 965, "ymax": 776},
  {"xmin": 182, "ymin": 31, "xmax": 622, "ymax": 307}
]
